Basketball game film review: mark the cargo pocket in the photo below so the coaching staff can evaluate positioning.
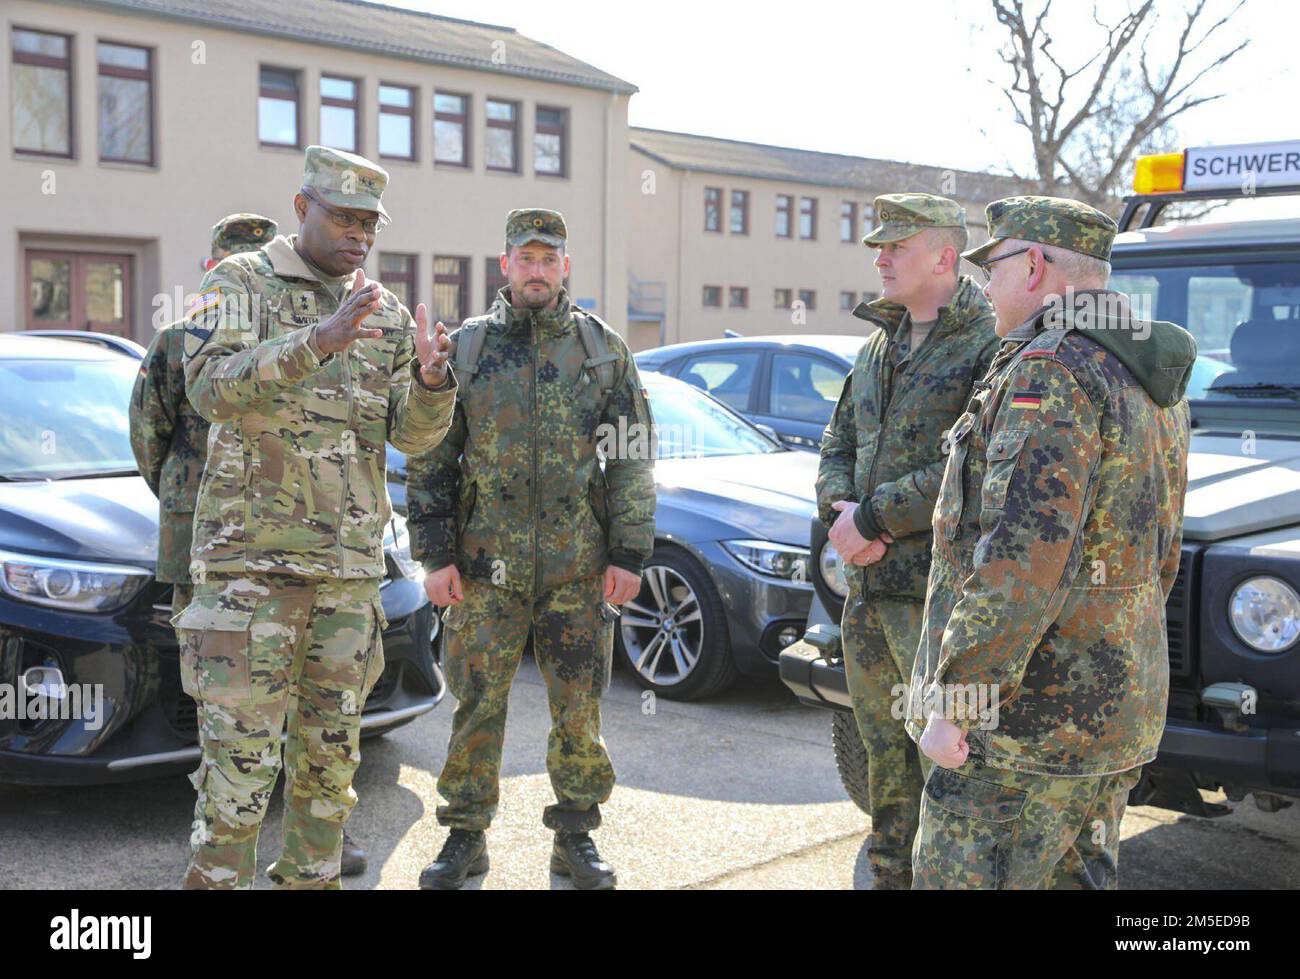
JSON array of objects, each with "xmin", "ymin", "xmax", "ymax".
[
  {"xmin": 918, "ymin": 766, "xmax": 1027, "ymax": 889},
  {"xmin": 981, "ymin": 429, "xmax": 1029, "ymax": 512},
  {"xmin": 359, "ymin": 597, "xmax": 388, "ymax": 707},
  {"xmin": 440, "ymin": 601, "xmax": 474, "ymax": 700},
  {"xmin": 171, "ymin": 596, "xmax": 256, "ymax": 708}
]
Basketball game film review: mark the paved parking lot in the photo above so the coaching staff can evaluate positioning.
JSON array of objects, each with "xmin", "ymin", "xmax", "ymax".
[{"xmin": 2, "ymin": 659, "xmax": 1299, "ymax": 889}]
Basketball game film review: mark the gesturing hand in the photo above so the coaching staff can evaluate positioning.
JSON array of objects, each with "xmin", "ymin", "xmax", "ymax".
[
  {"xmin": 414, "ymin": 303, "xmax": 451, "ymax": 386},
  {"xmin": 314, "ymin": 269, "xmax": 385, "ymax": 355}
]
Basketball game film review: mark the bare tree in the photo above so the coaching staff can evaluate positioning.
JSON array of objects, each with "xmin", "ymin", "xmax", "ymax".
[{"xmin": 992, "ymin": 0, "xmax": 1249, "ymax": 212}]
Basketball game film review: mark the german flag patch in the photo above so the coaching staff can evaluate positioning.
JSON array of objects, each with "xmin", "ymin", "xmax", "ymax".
[{"xmin": 1010, "ymin": 392, "xmax": 1042, "ymax": 410}]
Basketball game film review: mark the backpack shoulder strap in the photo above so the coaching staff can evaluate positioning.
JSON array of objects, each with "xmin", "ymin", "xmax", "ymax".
[
  {"xmin": 575, "ymin": 311, "xmax": 620, "ymax": 394},
  {"xmin": 452, "ymin": 320, "xmax": 486, "ymax": 377}
]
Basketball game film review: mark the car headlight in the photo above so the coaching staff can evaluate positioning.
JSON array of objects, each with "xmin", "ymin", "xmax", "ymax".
[
  {"xmin": 0, "ymin": 549, "xmax": 150, "ymax": 613},
  {"xmin": 819, "ymin": 539, "xmax": 849, "ymax": 598},
  {"xmin": 722, "ymin": 540, "xmax": 811, "ymax": 582},
  {"xmin": 382, "ymin": 515, "xmax": 424, "ymax": 584},
  {"xmin": 1229, "ymin": 576, "xmax": 1300, "ymax": 653}
]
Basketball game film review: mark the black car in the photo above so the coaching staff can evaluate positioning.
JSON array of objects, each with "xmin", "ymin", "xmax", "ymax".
[
  {"xmin": 0, "ymin": 335, "xmax": 442, "ymax": 786},
  {"xmin": 635, "ymin": 335, "xmax": 864, "ymax": 450}
]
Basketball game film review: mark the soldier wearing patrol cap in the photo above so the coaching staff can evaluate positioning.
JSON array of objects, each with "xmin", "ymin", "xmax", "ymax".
[
  {"xmin": 908, "ymin": 197, "xmax": 1194, "ymax": 888},
  {"xmin": 406, "ymin": 208, "xmax": 656, "ymax": 890},
  {"xmin": 816, "ymin": 192, "xmax": 999, "ymax": 888},
  {"xmin": 175, "ymin": 145, "xmax": 457, "ymax": 889}
]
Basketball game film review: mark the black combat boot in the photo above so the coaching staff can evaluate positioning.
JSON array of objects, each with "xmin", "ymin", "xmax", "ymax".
[
  {"xmin": 340, "ymin": 830, "xmax": 367, "ymax": 877},
  {"xmin": 419, "ymin": 829, "xmax": 489, "ymax": 890},
  {"xmin": 550, "ymin": 832, "xmax": 617, "ymax": 890}
]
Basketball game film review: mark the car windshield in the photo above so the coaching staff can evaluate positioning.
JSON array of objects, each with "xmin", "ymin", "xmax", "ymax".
[
  {"xmin": 1109, "ymin": 259, "xmax": 1300, "ymax": 401},
  {"xmin": 644, "ymin": 376, "xmax": 783, "ymax": 459},
  {"xmin": 0, "ymin": 357, "xmax": 138, "ymax": 479}
]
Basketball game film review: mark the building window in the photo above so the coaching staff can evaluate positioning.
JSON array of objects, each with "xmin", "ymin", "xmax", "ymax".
[
  {"xmin": 840, "ymin": 202, "xmax": 858, "ymax": 243},
  {"xmin": 800, "ymin": 197, "xmax": 818, "ymax": 240},
  {"xmin": 729, "ymin": 287, "xmax": 749, "ymax": 309},
  {"xmin": 320, "ymin": 75, "xmax": 359, "ymax": 152},
  {"xmin": 703, "ymin": 285, "xmax": 722, "ymax": 308},
  {"xmin": 25, "ymin": 250, "xmax": 132, "ymax": 336},
  {"xmin": 434, "ymin": 92, "xmax": 469, "ymax": 166},
  {"xmin": 774, "ymin": 288, "xmax": 792, "ymax": 309},
  {"xmin": 840, "ymin": 291, "xmax": 856, "ymax": 311},
  {"xmin": 378, "ymin": 83, "xmax": 415, "ymax": 160},
  {"xmin": 485, "ymin": 98, "xmax": 519, "ymax": 172},
  {"xmin": 729, "ymin": 190, "xmax": 750, "ymax": 235},
  {"xmin": 434, "ymin": 257, "xmax": 470, "ymax": 327},
  {"xmin": 11, "ymin": 28, "xmax": 73, "ymax": 157},
  {"xmin": 97, "ymin": 42, "xmax": 152, "ymax": 164},
  {"xmin": 379, "ymin": 253, "xmax": 416, "ymax": 309},
  {"xmin": 534, "ymin": 105, "xmax": 567, "ymax": 177},
  {"xmin": 862, "ymin": 205, "xmax": 876, "ymax": 238},
  {"xmin": 861, "ymin": 291, "xmax": 879, "ymax": 304},
  {"xmin": 798, "ymin": 289, "xmax": 816, "ymax": 310},
  {"xmin": 775, "ymin": 195, "xmax": 793, "ymax": 238},
  {"xmin": 258, "ymin": 66, "xmax": 300, "ymax": 147},
  {"xmin": 484, "ymin": 257, "xmax": 508, "ymax": 308},
  {"xmin": 704, "ymin": 188, "xmax": 722, "ymax": 233}
]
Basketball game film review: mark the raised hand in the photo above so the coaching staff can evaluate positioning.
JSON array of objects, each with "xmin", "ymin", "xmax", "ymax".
[
  {"xmin": 314, "ymin": 269, "xmax": 384, "ymax": 355},
  {"xmin": 414, "ymin": 302, "xmax": 451, "ymax": 386}
]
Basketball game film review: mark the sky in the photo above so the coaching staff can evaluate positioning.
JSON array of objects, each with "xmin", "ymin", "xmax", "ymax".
[{"xmin": 388, "ymin": 0, "xmax": 1300, "ymax": 217}]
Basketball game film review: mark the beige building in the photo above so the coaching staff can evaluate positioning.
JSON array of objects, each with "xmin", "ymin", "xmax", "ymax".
[
  {"xmin": 627, "ymin": 128, "xmax": 1024, "ymax": 348},
  {"xmin": 3, "ymin": 0, "xmax": 635, "ymax": 344}
]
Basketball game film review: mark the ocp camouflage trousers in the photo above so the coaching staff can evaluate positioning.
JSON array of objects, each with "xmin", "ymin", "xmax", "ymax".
[
  {"xmin": 173, "ymin": 573, "xmax": 385, "ymax": 890},
  {"xmin": 437, "ymin": 573, "xmax": 616, "ymax": 833},
  {"xmin": 912, "ymin": 759, "xmax": 1142, "ymax": 889},
  {"xmin": 841, "ymin": 592, "xmax": 926, "ymax": 879}
]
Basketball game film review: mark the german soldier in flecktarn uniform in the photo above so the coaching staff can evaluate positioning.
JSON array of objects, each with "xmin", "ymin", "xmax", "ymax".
[
  {"xmin": 176, "ymin": 145, "xmax": 457, "ymax": 889},
  {"xmin": 908, "ymin": 197, "xmax": 1194, "ymax": 889}
]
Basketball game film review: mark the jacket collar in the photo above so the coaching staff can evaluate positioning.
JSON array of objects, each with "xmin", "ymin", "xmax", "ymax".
[
  {"xmin": 851, "ymin": 274, "xmax": 985, "ymax": 341},
  {"xmin": 266, "ymin": 234, "xmax": 351, "ymax": 294},
  {"xmin": 493, "ymin": 286, "xmax": 576, "ymax": 336}
]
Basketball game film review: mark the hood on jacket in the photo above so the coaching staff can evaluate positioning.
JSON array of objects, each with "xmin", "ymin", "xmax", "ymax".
[
  {"xmin": 852, "ymin": 275, "xmax": 987, "ymax": 338},
  {"xmin": 1049, "ymin": 290, "xmax": 1197, "ymax": 408}
]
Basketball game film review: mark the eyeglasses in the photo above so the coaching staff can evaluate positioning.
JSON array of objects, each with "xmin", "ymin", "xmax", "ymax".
[
  {"xmin": 302, "ymin": 189, "xmax": 384, "ymax": 235},
  {"xmin": 976, "ymin": 247, "xmax": 1052, "ymax": 283}
]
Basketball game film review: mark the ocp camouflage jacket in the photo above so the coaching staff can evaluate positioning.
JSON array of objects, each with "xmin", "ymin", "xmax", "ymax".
[
  {"xmin": 405, "ymin": 288, "xmax": 656, "ymax": 596},
  {"xmin": 182, "ymin": 234, "xmax": 457, "ymax": 580},
  {"xmin": 908, "ymin": 291, "xmax": 1194, "ymax": 776},
  {"xmin": 816, "ymin": 276, "xmax": 999, "ymax": 601}
]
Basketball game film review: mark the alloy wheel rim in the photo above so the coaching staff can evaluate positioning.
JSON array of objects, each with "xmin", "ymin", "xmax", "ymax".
[{"xmin": 619, "ymin": 564, "xmax": 705, "ymax": 686}]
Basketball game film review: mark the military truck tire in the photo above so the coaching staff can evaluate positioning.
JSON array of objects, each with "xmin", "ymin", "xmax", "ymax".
[{"xmin": 831, "ymin": 710, "xmax": 872, "ymax": 814}]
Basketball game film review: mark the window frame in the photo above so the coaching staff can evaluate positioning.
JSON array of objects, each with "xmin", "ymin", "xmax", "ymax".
[
  {"xmin": 95, "ymin": 39, "xmax": 153, "ymax": 166},
  {"xmin": 484, "ymin": 256, "xmax": 509, "ymax": 308},
  {"xmin": 798, "ymin": 288, "xmax": 817, "ymax": 311},
  {"xmin": 729, "ymin": 189, "xmax": 750, "ymax": 236},
  {"xmin": 839, "ymin": 290, "xmax": 857, "ymax": 311},
  {"xmin": 728, "ymin": 286, "xmax": 749, "ymax": 309},
  {"xmin": 702, "ymin": 285, "xmax": 723, "ymax": 308},
  {"xmin": 378, "ymin": 252, "xmax": 418, "ymax": 309},
  {"xmin": 433, "ymin": 90, "xmax": 470, "ymax": 168},
  {"xmin": 774, "ymin": 288, "xmax": 793, "ymax": 310},
  {"xmin": 534, "ymin": 104, "xmax": 568, "ymax": 178},
  {"xmin": 840, "ymin": 201, "xmax": 858, "ymax": 244},
  {"xmin": 319, "ymin": 72, "xmax": 361, "ymax": 154},
  {"xmin": 11, "ymin": 27, "xmax": 75, "ymax": 159},
  {"xmin": 775, "ymin": 194, "xmax": 793, "ymax": 239},
  {"xmin": 703, "ymin": 187, "xmax": 723, "ymax": 233},
  {"xmin": 799, "ymin": 197, "xmax": 818, "ymax": 240},
  {"xmin": 433, "ymin": 255, "xmax": 471, "ymax": 327},
  {"xmin": 377, "ymin": 81, "xmax": 417, "ymax": 162},
  {"xmin": 258, "ymin": 64, "xmax": 302, "ymax": 149},
  {"xmin": 484, "ymin": 97, "xmax": 520, "ymax": 174}
]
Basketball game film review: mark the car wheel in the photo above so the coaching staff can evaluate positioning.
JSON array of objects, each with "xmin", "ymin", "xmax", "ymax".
[
  {"xmin": 615, "ymin": 545, "xmax": 737, "ymax": 701},
  {"xmin": 831, "ymin": 710, "xmax": 871, "ymax": 814}
]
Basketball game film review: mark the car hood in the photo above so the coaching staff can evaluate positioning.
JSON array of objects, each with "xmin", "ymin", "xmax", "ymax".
[
  {"xmin": 654, "ymin": 450, "xmax": 818, "ymax": 545},
  {"xmin": 1184, "ymin": 432, "xmax": 1300, "ymax": 541},
  {"xmin": 0, "ymin": 475, "xmax": 157, "ymax": 566}
]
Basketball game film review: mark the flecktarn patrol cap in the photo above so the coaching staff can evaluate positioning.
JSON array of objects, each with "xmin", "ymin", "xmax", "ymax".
[
  {"xmin": 506, "ymin": 208, "xmax": 567, "ymax": 248},
  {"xmin": 963, "ymin": 196, "xmax": 1118, "ymax": 265},
  {"xmin": 301, "ymin": 145, "xmax": 391, "ymax": 222},
  {"xmin": 210, "ymin": 213, "xmax": 277, "ymax": 255},
  {"xmin": 862, "ymin": 193, "xmax": 967, "ymax": 247}
]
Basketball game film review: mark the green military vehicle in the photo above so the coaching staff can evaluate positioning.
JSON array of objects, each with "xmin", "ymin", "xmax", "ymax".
[{"xmin": 782, "ymin": 139, "xmax": 1300, "ymax": 818}]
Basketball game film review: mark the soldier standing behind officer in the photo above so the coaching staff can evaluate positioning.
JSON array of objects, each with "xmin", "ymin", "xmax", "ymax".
[
  {"xmin": 909, "ymin": 197, "xmax": 1194, "ymax": 889},
  {"xmin": 406, "ymin": 209, "xmax": 656, "ymax": 890},
  {"xmin": 816, "ymin": 193, "xmax": 998, "ymax": 889},
  {"xmin": 176, "ymin": 146, "xmax": 456, "ymax": 889}
]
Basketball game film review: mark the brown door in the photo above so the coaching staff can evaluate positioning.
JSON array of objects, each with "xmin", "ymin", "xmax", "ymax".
[{"xmin": 25, "ymin": 250, "xmax": 133, "ymax": 336}]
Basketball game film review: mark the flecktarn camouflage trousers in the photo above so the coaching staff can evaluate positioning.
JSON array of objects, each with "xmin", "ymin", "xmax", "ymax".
[
  {"xmin": 912, "ymin": 758, "xmax": 1142, "ymax": 889},
  {"xmin": 172, "ymin": 573, "xmax": 386, "ymax": 889},
  {"xmin": 841, "ymin": 592, "xmax": 927, "ymax": 880},
  {"xmin": 437, "ymin": 573, "xmax": 616, "ymax": 833}
]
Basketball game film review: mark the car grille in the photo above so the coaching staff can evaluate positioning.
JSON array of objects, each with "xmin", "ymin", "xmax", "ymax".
[{"xmin": 1164, "ymin": 548, "xmax": 1198, "ymax": 687}]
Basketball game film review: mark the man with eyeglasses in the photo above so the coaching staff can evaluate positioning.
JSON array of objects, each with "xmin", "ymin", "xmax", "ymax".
[
  {"xmin": 177, "ymin": 145, "xmax": 457, "ymax": 889},
  {"xmin": 907, "ymin": 196, "xmax": 1194, "ymax": 888},
  {"xmin": 816, "ymin": 193, "xmax": 999, "ymax": 889}
]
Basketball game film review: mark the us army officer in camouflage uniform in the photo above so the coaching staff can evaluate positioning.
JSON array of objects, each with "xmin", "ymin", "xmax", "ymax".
[
  {"xmin": 176, "ymin": 146, "xmax": 456, "ymax": 889},
  {"xmin": 131, "ymin": 214, "xmax": 276, "ymax": 619},
  {"xmin": 909, "ymin": 197, "xmax": 1193, "ymax": 889},
  {"xmin": 407, "ymin": 209, "xmax": 655, "ymax": 890},
  {"xmin": 816, "ymin": 194, "xmax": 998, "ymax": 889}
]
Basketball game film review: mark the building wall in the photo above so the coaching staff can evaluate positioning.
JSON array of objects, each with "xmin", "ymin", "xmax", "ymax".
[
  {"xmin": 2, "ymin": 0, "xmax": 630, "ymax": 342},
  {"xmin": 629, "ymin": 147, "xmax": 991, "ymax": 346}
]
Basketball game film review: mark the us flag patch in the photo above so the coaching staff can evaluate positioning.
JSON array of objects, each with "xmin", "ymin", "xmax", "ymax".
[
  {"xmin": 1010, "ymin": 392, "xmax": 1042, "ymax": 410},
  {"xmin": 187, "ymin": 289, "xmax": 221, "ymax": 319}
]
